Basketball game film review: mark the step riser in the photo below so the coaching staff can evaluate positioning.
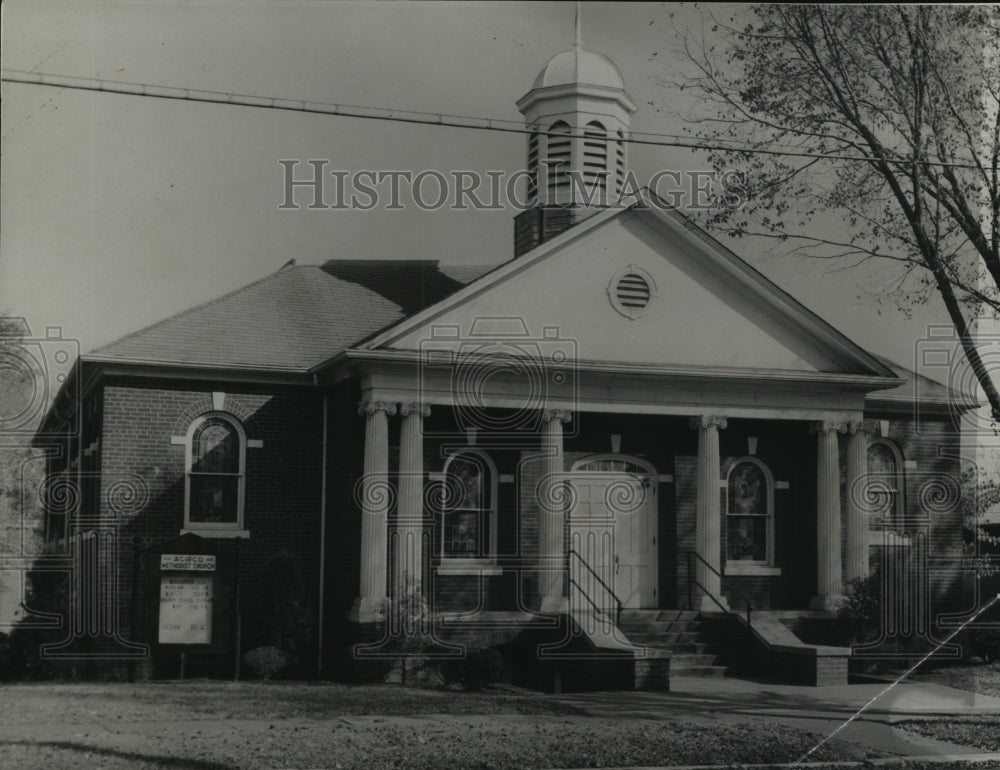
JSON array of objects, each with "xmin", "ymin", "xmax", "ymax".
[
  {"xmin": 620, "ymin": 633, "xmax": 705, "ymax": 644},
  {"xmin": 618, "ymin": 622, "xmax": 702, "ymax": 635},
  {"xmin": 618, "ymin": 629, "xmax": 705, "ymax": 640},
  {"xmin": 666, "ymin": 654, "xmax": 718, "ymax": 666},
  {"xmin": 617, "ymin": 610, "xmax": 728, "ymax": 676},
  {"xmin": 619, "ymin": 610, "xmax": 699, "ymax": 622},
  {"xmin": 635, "ymin": 643, "xmax": 707, "ymax": 655},
  {"xmin": 670, "ymin": 666, "xmax": 727, "ymax": 678}
]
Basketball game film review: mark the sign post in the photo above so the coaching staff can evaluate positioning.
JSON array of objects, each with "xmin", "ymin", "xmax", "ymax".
[{"xmin": 147, "ymin": 533, "xmax": 231, "ymax": 678}]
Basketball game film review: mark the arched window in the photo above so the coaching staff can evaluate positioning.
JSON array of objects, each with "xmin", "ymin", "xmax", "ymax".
[
  {"xmin": 441, "ymin": 450, "xmax": 496, "ymax": 561},
  {"xmin": 867, "ymin": 440, "xmax": 904, "ymax": 523},
  {"xmin": 572, "ymin": 454, "xmax": 655, "ymax": 475},
  {"xmin": 726, "ymin": 458, "xmax": 774, "ymax": 564},
  {"xmin": 184, "ymin": 413, "xmax": 246, "ymax": 534}
]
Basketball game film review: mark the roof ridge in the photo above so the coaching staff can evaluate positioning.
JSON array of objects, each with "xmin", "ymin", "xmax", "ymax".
[
  {"xmin": 87, "ymin": 265, "xmax": 294, "ymax": 356},
  {"xmin": 342, "ymin": 260, "xmax": 511, "ymax": 351}
]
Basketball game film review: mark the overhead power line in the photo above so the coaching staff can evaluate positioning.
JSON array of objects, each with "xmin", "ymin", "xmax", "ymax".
[{"xmin": 0, "ymin": 69, "xmax": 987, "ymax": 171}]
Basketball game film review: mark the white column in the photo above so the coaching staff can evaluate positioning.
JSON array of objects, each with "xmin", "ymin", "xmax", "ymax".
[
  {"xmin": 691, "ymin": 414, "xmax": 728, "ymax": 613},
  {"xmin": 539, "ymin": 409, "xmax": 572, "ymax": 613},
  {"xmin": 352, "ymin": 400, "xmax": 396, "ymax": 622},
  {"xmin": 811, "ymin": 420, "xmax": 847, "ymax": 611},
  {"xmin": 396, "ymin": 403, "xmax": 430, "ymax": 601},
  {"xmin": 846, "ymin": 420, "xmax": 875, "ymax": 585}
]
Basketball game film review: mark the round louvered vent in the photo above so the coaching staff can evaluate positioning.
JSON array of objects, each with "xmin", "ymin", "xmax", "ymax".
[{"xmin": 608, "ymin": 266, "xmax": 656, "ymax": 319}]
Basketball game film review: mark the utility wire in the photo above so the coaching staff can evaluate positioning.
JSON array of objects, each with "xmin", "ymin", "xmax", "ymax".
[{"xmin": 1, "ymin": 69, "xmax": 987, "ymax": 171}]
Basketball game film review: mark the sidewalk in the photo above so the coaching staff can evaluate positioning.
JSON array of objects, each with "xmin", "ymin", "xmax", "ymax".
[{"xmin": 552, "ymin": 675, "xmax": 1000, "ymax": 759}]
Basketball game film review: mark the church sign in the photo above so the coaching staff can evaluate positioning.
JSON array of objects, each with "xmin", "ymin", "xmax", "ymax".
[
  {"xmin": 158, "ymin": 553, "xmax": 216, "ymax": 645},
  {"xmin": 161, "ymin": 553, "xmax": 216, "ymax": 572}
]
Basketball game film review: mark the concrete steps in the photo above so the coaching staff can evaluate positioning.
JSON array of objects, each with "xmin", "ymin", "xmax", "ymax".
[{"xmin": 618, "ymin": 610, "xmax": 729, "ymax": 678}]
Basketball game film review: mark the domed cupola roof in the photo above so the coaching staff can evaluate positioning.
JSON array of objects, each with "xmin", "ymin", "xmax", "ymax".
[{"xmin": 531, "ymin": 46, "xmax": 626, "ymax": 91}]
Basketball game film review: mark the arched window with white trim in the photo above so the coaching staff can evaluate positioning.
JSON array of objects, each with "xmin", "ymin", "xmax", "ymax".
[
  {"xmin": 867, "ymin": 439, "xmax": 904, "ymax": 523},
  {"xmin": 441, "ymin": 450, "xmax": 497, "ymax": 561},
  {"xmin": 726, "ymin": 457, "xmax": 774, "ymax": 564},
  {"xmin": 184, "ymin": 413, "xmax": 246, "ymax": 534}
]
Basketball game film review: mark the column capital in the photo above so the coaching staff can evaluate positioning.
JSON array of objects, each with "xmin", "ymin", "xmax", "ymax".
[
  {"xmin": 847, "ymin": 419, "xmax": 878, "ymax": 436},
  {"xmin": 399, "ymin": 402, "xmax": 431, "ymax": 418},
  {"xmin": 810, "ymin": 419, "xmax": 848, "ymax": 435},
  {"xmin": 689, "ymin": 414, "xmax": 728, "ymax": 431},
  {"xmin": 358, "ymin": 400, "xmax": 398, "ymax": 417},
  {"xmin": 542, "ymin": 408, "xmax": 572, "ymax": 425}
]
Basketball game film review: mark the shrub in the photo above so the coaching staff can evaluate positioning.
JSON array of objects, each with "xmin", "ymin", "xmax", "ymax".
[
  {"xmin": 374, "ymin": 575, "xmax": 434, "ymax": 686},
  {"xmin": 347, "ymin": 654, "xmax": 395, "ymax": 684},
  {"xmin": 441, "ymin": 647, "xmax": 504, "ymax": 690},
  {"xmin": 245, "ymin": 551, "xmax": 315, "ymax": 677},
  {"xmin": 243, "ymin": 646, "xmax": 288, "ymax": 681},
  {"xmin": 841, "ymin": 573, "xmax": 880, "ymax": 645},
  {"xmin": 0, "ymin": 633, "xmax": 21, "ymax": 681}
]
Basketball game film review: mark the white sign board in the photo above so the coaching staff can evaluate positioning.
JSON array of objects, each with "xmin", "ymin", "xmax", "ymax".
[
  {"xmin": 161, "ymin": 554, "xmax": 216, "ymax": 571},
  {"xmin": 158, "ymin": 575, "xmax": 213, "ymax": 644}
]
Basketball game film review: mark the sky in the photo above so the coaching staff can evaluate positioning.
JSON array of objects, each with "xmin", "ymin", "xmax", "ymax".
[{"xmin": 0, "ymin": 0, "xmax": 952, "ymax": 374}]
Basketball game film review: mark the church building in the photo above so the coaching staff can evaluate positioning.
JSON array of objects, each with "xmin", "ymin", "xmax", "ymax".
[{"xmin": 32, "ymin": 29, "xmax": 976, "ymax": 689}]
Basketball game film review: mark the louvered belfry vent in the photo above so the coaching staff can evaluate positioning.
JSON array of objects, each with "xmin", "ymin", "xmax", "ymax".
[{"xmin": 616, "ymin": 273, "xmax": 651, "ymax": 309}]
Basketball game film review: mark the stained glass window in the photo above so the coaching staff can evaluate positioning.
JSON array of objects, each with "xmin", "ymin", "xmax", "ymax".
[
  {"xmin": 443, "ymin": 453, "xmax": 493, "ymax": 559},
  {"xmin": 574, "ymin": 457, "xmax": 649, "ymax": 474},
  {"xmin": 727, "ymin": 460, "xmax": 771, "ymax": 562},
  {"xmin": 867, "ymin": 441, "xmax": 901, "ymax": 521}
]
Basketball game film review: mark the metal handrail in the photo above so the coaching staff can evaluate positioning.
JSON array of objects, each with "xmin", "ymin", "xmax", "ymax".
[
  {"xmin": 568, "ymin": 578, "xmax": 611, "ymax": 618},
  {"xmin": 686, "ymin": 550, "xmax": 755, "ymax": 668},
  {"xmin": 568, "ymin": 548, "xmax": 623, "ymax": 625}
]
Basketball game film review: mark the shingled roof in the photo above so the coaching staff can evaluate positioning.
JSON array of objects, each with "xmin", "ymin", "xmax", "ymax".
[
  {"xmin": 86, "ymin": 261, "xmax": 498, "ymax": 371},
  {"xmin": 81, "ymin": 258, "xmax": 977, "ymax": 413},
  {"xmin": 865, "ymin": 355, "xmax": 978, "ymax": 412}
]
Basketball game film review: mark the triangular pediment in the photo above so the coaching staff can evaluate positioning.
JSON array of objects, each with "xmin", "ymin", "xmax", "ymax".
[{"xmin": 362, "ymin": 201, "xmax": 893, "ymax": 379}]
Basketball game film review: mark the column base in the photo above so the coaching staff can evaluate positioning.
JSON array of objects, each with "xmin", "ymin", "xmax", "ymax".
[
  {"xmin": 540, "ymin": 596, "xmax": 569, "ymax": 614},
  {"xmin": 348, "ymin": 596, "xmax": 386, "ymax": 623},
  {"xmin": 698, "ymin": 595, "xmax": 729, "ymax": 613},
  {"xmin": 809, "ymin": 594, "xmax": 846, "ymax": 612}
]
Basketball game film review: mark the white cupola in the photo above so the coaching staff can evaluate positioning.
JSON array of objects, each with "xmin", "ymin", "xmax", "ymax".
[{"xmin": 515, "ymin": 9, "xmax": 636, "ymax": 209}]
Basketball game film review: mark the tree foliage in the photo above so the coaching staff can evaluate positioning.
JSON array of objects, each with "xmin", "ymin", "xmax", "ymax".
[
  {"xmin": 671, "ymin": 4, "xmax": 1000, "ymax": 418},
  {"xmin": 0, "ymin": 316, "xmax": 46, "ymax": 622}
]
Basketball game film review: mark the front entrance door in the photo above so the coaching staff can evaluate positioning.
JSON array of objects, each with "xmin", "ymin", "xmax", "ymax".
[{"xmin": 568, "ymin": 462, "xmax": 656, "ymax": 610}]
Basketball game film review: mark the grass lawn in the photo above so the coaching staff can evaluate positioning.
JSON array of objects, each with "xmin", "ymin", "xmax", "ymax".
[
  {"xmin": 4, "ymin": 679, "xmax": 1000, "ymax": 769},
  {"xmin": 897, "ymin": 716, "xmax": 1000, "ymax": 753},
  {"xmin": 891, "ymin": 660, "xmax": 1000, "ymax": 753},
  {"xmin": 0, "ymin": 681, "xmax": 885, "ymax": 770},
  {"xmin": 0, "ymin": 681, "xmax": 585, "ymax": 724},
  {"xmin": 903, "ymin": 660, "xmax": 1000, "ymax": 699}
]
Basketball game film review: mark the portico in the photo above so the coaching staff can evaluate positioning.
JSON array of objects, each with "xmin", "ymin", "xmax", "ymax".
[{"xmin": 341, "ymin": 341, "xmax": 896, "ymax": 623}]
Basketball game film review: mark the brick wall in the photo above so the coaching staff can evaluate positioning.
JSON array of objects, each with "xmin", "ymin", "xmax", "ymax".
[
  {"xmin": 858, "ymin": 410, "xmax": 968, "ymax": 639},
  {"xmin": 97, "ymin": 378, "xmax": 324, "ymax": 676},
  {"xmin": 323, "ymin": 379, "xmax": 363, "ymax": 657}
]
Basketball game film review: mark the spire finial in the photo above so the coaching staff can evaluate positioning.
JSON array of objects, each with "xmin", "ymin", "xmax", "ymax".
[{"xmin": 574, "ymin": 2, "xmax": 582, "ymax": 50}]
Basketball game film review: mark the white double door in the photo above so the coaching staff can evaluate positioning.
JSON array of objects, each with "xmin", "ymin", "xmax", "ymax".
[{"xmin": 567, "ymin": 472, "xmax": 656, "ymax": 611}]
